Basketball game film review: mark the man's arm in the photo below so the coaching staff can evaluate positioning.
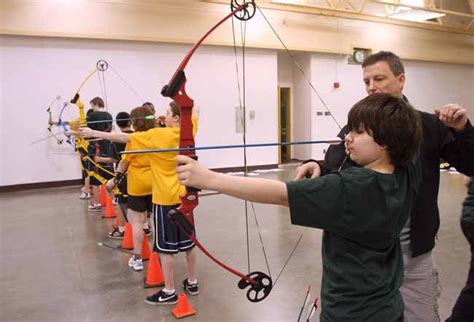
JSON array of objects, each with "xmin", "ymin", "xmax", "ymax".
[
  {"xmin": 294, "ymin": 126, "xmax": 354, "ymax": 180},
  {"xmin": 435, "ymin": 104, "xmax": 468, "ymax": 131},
  {"xmin": 436, "ymin": 104, "xmax": 474, "ymax": 175},
  {"xmin": 176, "ymin": 155, "xmax": 289, "ymax": 206},
  {"xmin": 294, "ymin": 160, "xmax": 321, "ymax": 180}
]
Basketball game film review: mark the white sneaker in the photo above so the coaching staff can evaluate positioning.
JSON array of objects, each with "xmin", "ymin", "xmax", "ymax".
[
  {"xmin": 128, "ymin": 256, "xmax": 143, "ymax": 271},
  {"xmin": 88, "ymin": 204, "xmax": 101, "ymax": 211},
  {"xmin": 80, "ymin": 191, "xmax": 90, "ymax": 200}
]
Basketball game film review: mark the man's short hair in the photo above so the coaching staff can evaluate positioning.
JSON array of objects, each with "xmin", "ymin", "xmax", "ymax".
[
  {"xmin": 362, "ymin": 51, "xmax": 405, "ymax": 76},
  {"xmin": 115, "ymin": 111, "xmax": 130, "ymax": 128},
  {"xmin": 90, "ymin": 97, "xmax": 105, "ymax": 108},
  {"xmin": 347, "ymin": 93, "xmax": 422, "ymax": 167}
]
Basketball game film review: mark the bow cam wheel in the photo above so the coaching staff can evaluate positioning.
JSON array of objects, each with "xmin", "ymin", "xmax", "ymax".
[
  {"xmin": 231, "ymin": 0, "xmax": 256, "ymax": 21},
  {"xmin": 237, "ymin": 271, "xmax": 272, "ymax": 302},
  {"xmin": 96, "ymin": 60, "xmax": 109, "ymax": 71}
]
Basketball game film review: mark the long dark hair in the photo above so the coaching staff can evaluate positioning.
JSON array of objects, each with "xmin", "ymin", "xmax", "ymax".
[{"xmin": 347, "ymin": 93, "xmax": 422, "ymax": 167}]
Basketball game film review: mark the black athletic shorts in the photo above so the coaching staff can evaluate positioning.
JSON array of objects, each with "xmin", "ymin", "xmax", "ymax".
[
  {"xmin": 128, "ymin": 194, "xmax": 152, "ymax": 213},
  {"xmin": 153, "ymin": 203, "xmax": 195, "ymax": 254}
]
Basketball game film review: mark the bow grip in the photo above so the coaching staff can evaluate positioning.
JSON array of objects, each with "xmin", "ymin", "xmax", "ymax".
[
  {"xmin": 183, "ymin": 155, "xmax": 201, "ymax": 193},
  {"xmin": 168, "ymin": 209, "xmax": 195, "ymax": 236}
]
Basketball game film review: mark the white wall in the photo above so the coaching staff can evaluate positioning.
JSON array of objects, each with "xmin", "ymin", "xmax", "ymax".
[
  {"xmin": 403, "ymin": 60, "xmax": 474, "ymax": 118},
  {"xmin": 310, "ymin": 54, "xmax": 366, "ymax": 160},
  {"xmin": 0, "ymin": 36, "xmax": 278, "ymax": 186}
]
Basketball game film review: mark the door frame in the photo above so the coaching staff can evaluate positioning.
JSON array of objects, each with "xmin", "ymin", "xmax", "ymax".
[{"xmin": 278, "ymin": 86, "xmax": 292, "ymax": 163}]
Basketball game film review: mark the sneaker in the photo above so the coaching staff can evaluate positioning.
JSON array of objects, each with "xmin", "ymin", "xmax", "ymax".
[
  {"xmin": 143, "ymin": 227, "xmax": 152, "ymax": 237},
  {"xmin": 183, "ymin": 278, "xmax": 199, "ymax": 295},
  {"xmin": 80, "ymin": 191, "xmax": 90, "ymax": 200},
  {"xmin": 107, "ymin": 228, "xmax": 124, "ymax": 239},
  {"xmin": 128, "ymin": 256, "xmax": 143, "ymax": 271},
  {"xmin": 145, "ymin": 289, "xmax": 178, "ymax": 306},
  {"xmin": 88, "ymin": 204, "xmax": 102, "ymax": 211}
]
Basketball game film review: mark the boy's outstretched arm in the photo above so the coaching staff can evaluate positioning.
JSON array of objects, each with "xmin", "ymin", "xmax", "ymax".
[
  {"xmin": 67, "ymin": 127, "xmax": 131, "ymax": 143},
  {"xmin": 176, "ymin": 155, "xmax": 289, "ymax": 206}
]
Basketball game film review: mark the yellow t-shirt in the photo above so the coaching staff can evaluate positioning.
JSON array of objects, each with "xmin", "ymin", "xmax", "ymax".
[
  {"xmin": 129, "ymin": 116, "xmax": 198, "ymax": 205},
  {"xmin": 122, "ymin": 142, "xmax": 152, "ymax": 196}
]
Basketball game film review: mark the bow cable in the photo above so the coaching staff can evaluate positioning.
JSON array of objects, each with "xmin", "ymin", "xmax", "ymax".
[{"xmin": 232, "ymin": 8, "xmax": 275, "ymax": 283}]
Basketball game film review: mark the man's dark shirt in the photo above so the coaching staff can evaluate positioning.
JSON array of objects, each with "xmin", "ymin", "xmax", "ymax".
[{"xmin": 318, "ymin": 106, "xmax": 474, "ymax": 257}]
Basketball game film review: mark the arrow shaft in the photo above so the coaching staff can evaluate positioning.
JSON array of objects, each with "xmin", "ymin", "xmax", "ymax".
[{"xmin": 121, "ymin": 139, "xmax": 342, "ymax": 155}]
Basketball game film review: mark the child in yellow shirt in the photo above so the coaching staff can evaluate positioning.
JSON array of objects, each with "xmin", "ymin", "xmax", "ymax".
[
  {"xmin": 72, "ymin": 101, "xmax": 199, "ymax": 305},
  {"xmin": 108, "ymin": 106, "xmax": 155, "ymax": 271}
]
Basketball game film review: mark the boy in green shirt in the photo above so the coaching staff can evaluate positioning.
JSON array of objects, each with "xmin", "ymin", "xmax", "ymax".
[{"xmin": 176, "ymin": 93, "xmax": 422, "ymax": 321}]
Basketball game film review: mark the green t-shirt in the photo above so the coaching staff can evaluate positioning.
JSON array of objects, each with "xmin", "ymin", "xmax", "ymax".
[
  {"xmin": 462, "ymin": 179, "xmax": 474, "ymax": 223},
  {"xmin": 286, "ymin": 165, "xmax": 418, "ymax": 322}
]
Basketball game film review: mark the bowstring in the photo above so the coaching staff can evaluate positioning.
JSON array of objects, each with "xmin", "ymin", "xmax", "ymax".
[
  {"xmin": 232, "ymin": 10, "xmax": 273, "ymax": 279},
  {"xmin": 240, "ymin": 17, "xmax": 274, "ymax": 281},
  {"xmin": 109, "ymin": 64, "xmax": 144, "ymax": 103},
  {"xmin": 229, "ymin": 3, "xmax": 348, "ymax": 287},
  {"xmin": 232, "ymin": 10, "xmax": 250, "ymax": 275},
  {"xmin": 255, "ymin": 5, "xmax": 343, "ymax": 131},
  {"xmin": 98, "ymin": 70, "xmax": 109, "ymax": 112},
  {"xmin": 255, "ymin": 4, "xmax": 349, "ymax": 169}
]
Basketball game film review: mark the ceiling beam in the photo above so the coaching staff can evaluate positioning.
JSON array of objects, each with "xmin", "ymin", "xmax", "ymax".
[{"xmin": 206, "ymin": 0, "xmax": 473, "ymax": 35}]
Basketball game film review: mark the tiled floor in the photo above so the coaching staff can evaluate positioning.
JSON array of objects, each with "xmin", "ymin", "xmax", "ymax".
[{"xmin": 0, "ymin": 168, "xmax": 470, "ymax": 321}]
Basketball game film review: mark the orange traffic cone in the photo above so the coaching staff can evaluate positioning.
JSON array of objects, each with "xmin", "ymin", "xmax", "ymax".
[
  {"xmin": 141, "ymin": 237, "xmax": 151, "ymax": 261},
  {"xmin": 102, "ymin": 195, "xmax": 117, "ymax": 218},
  {"xmin": 120, "ymin": 223, "xmax": 133, "ymax": 250},
  {"xmin": 144, "ymin": 252, "xmax": 164, "ymax": 288},
  {"xmin": 99, "ymin": 185, "xmax": 107, "ymax": 206},
  {"xmin": 172, "ymin": 293, "xmax": 196, "ymax": 319}
]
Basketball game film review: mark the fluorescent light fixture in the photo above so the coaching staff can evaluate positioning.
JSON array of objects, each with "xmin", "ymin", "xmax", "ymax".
[
  {"xmin": 399, "ymin": 0, "xmax": 424, "ymax": 7},
  {"xmin": 379, "ymin": 0, "xmax": 446, "ymax": 22},
  {"xmin": 271, "ymin": 0, "xmax": 302, "ymax": 4},
  {"xmin": 271, "ymin": 0, "xmax": 447, "ymax": 22},
  {"xmin": 388, "ymin": 9, "xmax": 445, "ymax": 22}
]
